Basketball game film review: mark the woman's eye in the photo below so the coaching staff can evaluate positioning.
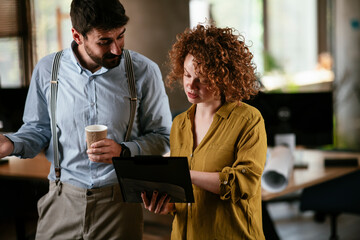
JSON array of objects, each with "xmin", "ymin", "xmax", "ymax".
[{"xmin": 199, "ymin": 79, "xmax": 210, "ymax": 85}]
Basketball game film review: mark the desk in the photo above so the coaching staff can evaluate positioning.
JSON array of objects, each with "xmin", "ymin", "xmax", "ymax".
[
  {"xmin": 262, "ymin": 149, "xmax": 360, "ymax": 201},
  {"xmin": 0, "ymin": 153, "xmax": 50, "ymax": 240},
  {"xmin": 6, "ymin": 149, "xmax": 359, "ymax": 199},
  {"xmin": 261, "ymin": 149, "xmax": 360, "ymax": 240},
  {"xmin": 0, "ymin": 152, "xmax": 50, "ymax": 179}
]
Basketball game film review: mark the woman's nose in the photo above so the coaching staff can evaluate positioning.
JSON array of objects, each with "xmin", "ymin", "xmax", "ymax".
[{"xmin": 186, "ymin": 79, "xmax": 196, "ymax": 89}]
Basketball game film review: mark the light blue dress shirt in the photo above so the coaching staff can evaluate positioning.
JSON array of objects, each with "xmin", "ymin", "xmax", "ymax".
[{"xmin": 6, "ymin": 43, "xmax": 172, "ymax": 189}]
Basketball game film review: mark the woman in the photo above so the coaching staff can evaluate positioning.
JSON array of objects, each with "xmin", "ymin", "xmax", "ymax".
[{"xmin": 142, "ymin": 24, "xmax": 267, "ymax": 240}]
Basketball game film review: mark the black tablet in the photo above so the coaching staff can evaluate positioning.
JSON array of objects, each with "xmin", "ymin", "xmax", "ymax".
[{"xmin": 112, "ymin": 155, "xmax": 194, "ymax": 203}]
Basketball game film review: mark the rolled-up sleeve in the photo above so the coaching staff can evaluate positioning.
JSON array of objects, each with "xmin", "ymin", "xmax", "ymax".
[{"xmin": 219, "ymin": 119, "xmax": 267, "ymax": 204}]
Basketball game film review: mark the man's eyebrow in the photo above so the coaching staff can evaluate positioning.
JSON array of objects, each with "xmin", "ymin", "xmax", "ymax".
[
  {"xmin": 115, "ymin": 28, "xmax": 127, "ymax": 39},
  {"xmin": 119, "ymin": 28, "xmax": 126, "ymax": 36},
  {"xmin": 98, "ymin": 28, "xmax": 126, "ymax": 41}
]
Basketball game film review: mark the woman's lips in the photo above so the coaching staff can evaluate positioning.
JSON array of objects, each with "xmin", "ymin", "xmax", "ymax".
[{"xmin": 187, "ymin": 92, "xmax": 198, "ymax": 99}]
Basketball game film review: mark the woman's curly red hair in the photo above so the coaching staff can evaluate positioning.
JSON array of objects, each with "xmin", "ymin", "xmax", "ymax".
[{"xmin": 167, "ymin": 24, "xmax": 260, "ymax": 102}]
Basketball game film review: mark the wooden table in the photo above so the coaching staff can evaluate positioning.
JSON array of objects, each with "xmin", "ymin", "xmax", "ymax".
[
  {"xmin": 0, "ymin": 152, "xmax": 50, "ymax": 180},
  {"xmin": 2, "ymin": 149, "xmax": 360, "ymax": 204},
  {"xmin": 3, "ymin": 149, "xmax": 359, "ymax": 197},
  {"xmin": 262, "ymin": 149, "xmax": 360, "ymax": 201},
  {"xmin": 261, "ymin": 149, "xmax": 360, "ymax": 240}
]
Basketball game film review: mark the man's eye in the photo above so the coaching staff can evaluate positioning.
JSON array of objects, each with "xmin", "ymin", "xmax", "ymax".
[{"xmin": 98, "ymin": 41, "xmax": 110, "ymax": 46}]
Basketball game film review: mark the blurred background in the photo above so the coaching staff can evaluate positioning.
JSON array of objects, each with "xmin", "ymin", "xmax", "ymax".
[
  {"xmin": 1, "ymin": 0, "xmax": 360, "ymax": 150},
  {"xmin": 0, "ymin": 0, "xmax": 360, "ymax": 239}
]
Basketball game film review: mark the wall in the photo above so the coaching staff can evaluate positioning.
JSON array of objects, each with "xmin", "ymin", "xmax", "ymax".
[
  {"xmin": 121, "ymin": 0, "xmax": 191, "ymax": 115},
  {"xmin": 334, "ymin": 0, "xmax": 360, "ymax": 150}
]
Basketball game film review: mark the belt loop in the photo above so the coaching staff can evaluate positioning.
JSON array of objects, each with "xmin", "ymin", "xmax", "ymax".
[
  {"xmin": 56, "ymin": 181, "xmax": 63, "ymax": 195},
  {"xmin": 112, "ymin": 185, "xmax": 117, "ymax": 201}
]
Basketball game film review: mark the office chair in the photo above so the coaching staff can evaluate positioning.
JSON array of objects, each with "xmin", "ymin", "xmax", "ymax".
[{"xmin": 300, "ymin": 170, "xmax": 360, "ymax": 240}]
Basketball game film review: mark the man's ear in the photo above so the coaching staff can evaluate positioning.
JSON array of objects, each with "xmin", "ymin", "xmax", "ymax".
[{"xmin": 72, "ymin": 28, "xmax": 83, "ymax": 45}]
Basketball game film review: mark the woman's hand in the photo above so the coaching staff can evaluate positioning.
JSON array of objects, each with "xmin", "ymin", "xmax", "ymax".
[
  {"xmin": 141, "ymin": 191, "xmax": 175, "ymax": 215},
  {"xmin": 86, "ymin": 138, "xmax": 122, "ymax": 164}
]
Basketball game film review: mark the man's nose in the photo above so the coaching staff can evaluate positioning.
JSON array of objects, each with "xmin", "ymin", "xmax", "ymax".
[{"xmin": 110, "ymin": 42, "xmax": 122, "ymax": 55}]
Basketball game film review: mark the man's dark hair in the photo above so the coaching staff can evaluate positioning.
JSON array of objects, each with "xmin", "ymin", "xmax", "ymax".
[{"xmin": 70, "ymin": 0, "xmax": 129, "ymax": 37}]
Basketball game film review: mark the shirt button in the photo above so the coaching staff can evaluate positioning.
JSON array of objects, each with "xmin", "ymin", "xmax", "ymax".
[
  {"xmin": 241, "ymin": 193, "xmax": 248, "ymax": 200},
  {"xmin": 241, "ymin": 169, "xmax": 246, "ymax": 174}
]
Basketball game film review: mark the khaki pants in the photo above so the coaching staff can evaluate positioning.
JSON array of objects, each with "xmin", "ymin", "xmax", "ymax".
[{"xmin": 35, "ymin": 181, "xmax": 143, "ymax": 240}]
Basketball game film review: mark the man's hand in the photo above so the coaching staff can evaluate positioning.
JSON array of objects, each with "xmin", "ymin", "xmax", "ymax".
[
  {"xmin": 86, "ymin": 138, "xmax": 122, "ymax": 164},
  {"xmin": 0, "ymin": 134, "xmax": 14, "ymax": 158}
]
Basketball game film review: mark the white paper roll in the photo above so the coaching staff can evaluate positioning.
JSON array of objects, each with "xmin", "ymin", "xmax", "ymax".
[{"xmin": 262, "ymin": 145, "xmax": 294, "ymax": 193}]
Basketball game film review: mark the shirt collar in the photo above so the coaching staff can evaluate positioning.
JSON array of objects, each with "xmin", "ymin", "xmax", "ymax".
[
  {"xmin": 186, "ymin": 101, "xmax": 238, "ymax": 120},
  {"xmin": 186, "ymin": 104, "xmax": 197, "ymax": 120},
  {"xmin": 216, "ymin": 102, "xmax": 238, "ymax": 119},
  {"xmin": 70, "ymin": 41, "xmax": 85, "ymax": 74}
]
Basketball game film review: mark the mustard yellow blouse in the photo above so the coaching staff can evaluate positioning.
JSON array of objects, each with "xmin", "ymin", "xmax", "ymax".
[{"xmin": 170, "ymin": 102, "xmax": 267, "ymax": 240}]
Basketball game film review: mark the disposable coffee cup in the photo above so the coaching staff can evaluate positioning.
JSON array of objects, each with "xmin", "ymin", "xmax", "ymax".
[{"xmin": 85, "ymin": 125, "xmax": 108, "ymax": 149}]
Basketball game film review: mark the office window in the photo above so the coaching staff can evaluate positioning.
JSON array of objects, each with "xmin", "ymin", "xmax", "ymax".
[
  {"xmin": 189, "ymin": 0, "xmax": 211, "ymax": 28},
  {"xmin": 0, "ymin": 0, "xmax": 35, "ymax": 87},
  {"xmin": 34, "ymin": 0, "xmax": 72, "ymax": 60},
  {"xmin": 268, "ymin": 0, "xmax": 317, "ymax": 74},
  {"xmin": 209, "ymin": 0, "xmax": 264, "ymax": 74},
  {"xmin": 189, "ymin": 0, "xmax": 332, "ymax": 92},
  {"xmin": 0, "ymin": 0, "xmax": 74, "ymax": 87},
  {"xmin": 0, "ymin": 38, "xmax": 22, "ymax": 88},
  {"xmin": 262, "ymin": 0, "xmax": 333, "ymax": 92},
  {"xmin": 189, "ymin": 0, "xmax": 264, "ymax": 74}
]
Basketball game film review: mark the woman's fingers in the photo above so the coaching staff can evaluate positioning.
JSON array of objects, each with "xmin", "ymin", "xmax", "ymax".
[
  {"xmin": 154, "ymin": 194, "xmax": 168, "ymax": 214},
  {"xmin": 149, "ymin": 191, "xmax": 158, "ymax": 211},
  {"xmin": 141, "ymin": 191, "xmax": 150, "ymax": 208},
  {"xmin": 142, "ymin": 191, "xmax": 174, "ymax": 215}
]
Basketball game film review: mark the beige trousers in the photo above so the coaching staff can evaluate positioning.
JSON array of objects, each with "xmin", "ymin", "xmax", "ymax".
[{"xmin": 35, "ymin": 181, "xmax": 143, "ymax": 240}]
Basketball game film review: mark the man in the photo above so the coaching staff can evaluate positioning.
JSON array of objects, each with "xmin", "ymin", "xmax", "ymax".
[{"xmin": 0, "ymin": 0, "xmax": 172, "ymax": 239}]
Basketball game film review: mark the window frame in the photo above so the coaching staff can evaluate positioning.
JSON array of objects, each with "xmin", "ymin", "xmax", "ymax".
[{"xmin": 0, "ymin": 0, "xmax": 36, "ymax": 87}]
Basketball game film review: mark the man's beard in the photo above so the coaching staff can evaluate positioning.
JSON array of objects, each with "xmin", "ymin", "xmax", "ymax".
[{"xmin": 84, "ymin": 44, "xmax": 122, "ymax": 69}]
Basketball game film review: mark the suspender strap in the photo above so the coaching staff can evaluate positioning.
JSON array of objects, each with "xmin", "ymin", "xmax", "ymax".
[
  {"xmin": 123, "ymin": 49, "xmax": 137, "ymax": 142},
  {"xmin": 50, "ymin": 50, "xmax": 63, "ymax": 184}
]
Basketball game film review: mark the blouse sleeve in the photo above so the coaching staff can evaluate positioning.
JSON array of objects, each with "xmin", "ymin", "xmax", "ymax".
[{"xmin": 219, "ymin": 116, "xmax": 267, "ymax": 204}]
